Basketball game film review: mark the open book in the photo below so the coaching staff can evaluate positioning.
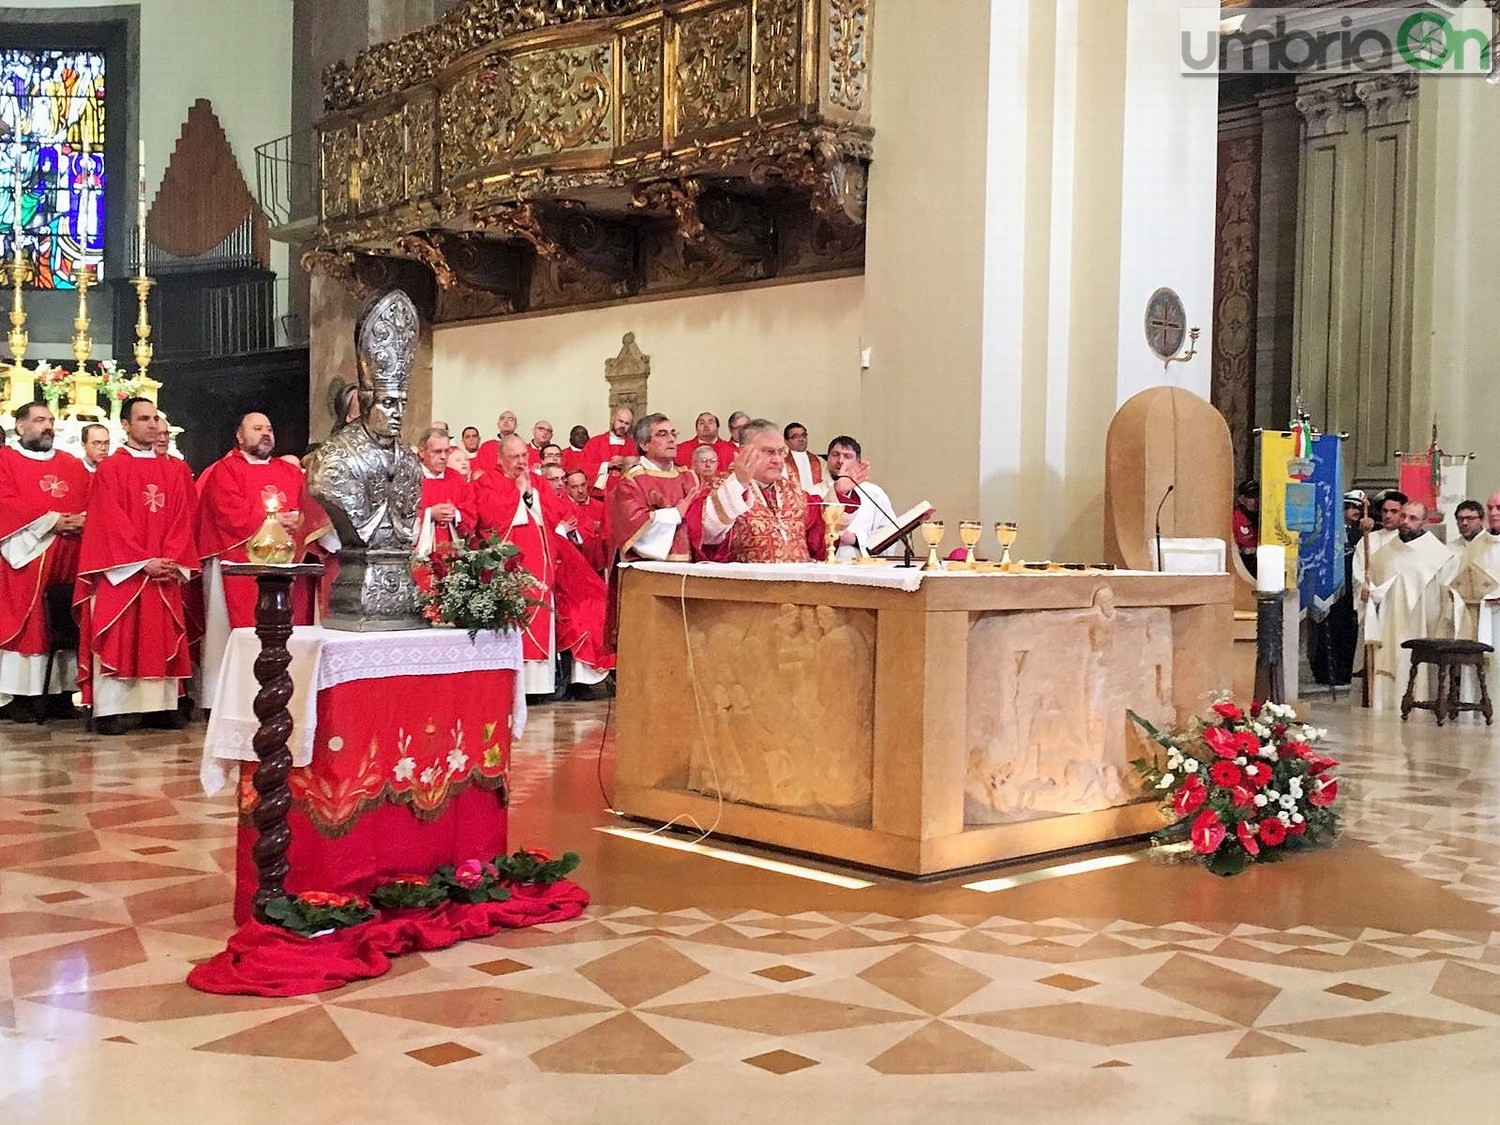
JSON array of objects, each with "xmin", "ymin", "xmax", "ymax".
[{"xmin": 869, "ymin": 500, "xmax": 936, "ymax": 556}]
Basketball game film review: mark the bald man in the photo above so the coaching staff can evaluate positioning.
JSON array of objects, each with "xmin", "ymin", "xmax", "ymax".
[
  {"xmin": 474, "ymin": 435, "xmax": 613, "ymax": 699},
  {"xmin": 579, "ymin": 405, "xmax": 638, "ymax": 498},
  {"xmin": 526, "ymin": 420, "xmax": 555, "ymax": 468},
  {"xmin": 195, "ymin": 412, "xmax": 332, "ymax": 708},
  {"xmin": 1361, "ymin": 500, "xmax": 1458, "ymax": 712},
  {"xmin": 473, "ymin": 410, "xmax": 519, "ymax": 474}
]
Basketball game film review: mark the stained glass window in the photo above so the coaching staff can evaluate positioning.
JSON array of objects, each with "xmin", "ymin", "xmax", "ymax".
[{"xmin": 0, "ymin": 49, "xmax": 106, "ymax": 290}]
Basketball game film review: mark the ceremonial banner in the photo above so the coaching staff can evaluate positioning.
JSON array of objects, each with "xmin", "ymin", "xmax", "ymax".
[
  {"xmin": 1298, "ymin": 434, "xmax": 1344, "ymax": 618},
  {"xmin": 1258, "ymin": 431, "xmax": 1299, "ymax": 592},
  {"xmin": 1259, "ymin": 431, "xmax": 1343, "ymax": 616},
  {"xmin": 1439, "ymin": 455, "xmax": 1470, "ymax": 541}
]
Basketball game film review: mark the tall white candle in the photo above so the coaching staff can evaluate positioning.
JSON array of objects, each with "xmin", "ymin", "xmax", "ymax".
[
  {"xmin": 11, "ymin": 145, "xmax": 21, "ymax": 239},
  {"xmin": 1256, "ymin": 545, "xmax": 1287, "ymax": 593},
  {"xmin": 137, "ymin": 138, "xmax": 147, "ymax": 277}
]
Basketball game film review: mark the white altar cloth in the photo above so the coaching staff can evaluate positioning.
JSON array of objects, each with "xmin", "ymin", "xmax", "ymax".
[
  {"xmin": 200, "ymin": 626, "xmax": 526, "ymax": 796},
  {"xmin": 623, "ymin": 560, "xmax": 1169, "ymax": 592}
]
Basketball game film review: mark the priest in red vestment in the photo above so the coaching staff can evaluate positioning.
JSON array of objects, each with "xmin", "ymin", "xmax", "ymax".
[
  {"xmin": 472, "ymin": 410, "xmax": 518, "ymax": 475},
  {"xmin": 81, "ymin": 422, "xmax": 111, "ymax": 473},
  {"xmin": 195, "ymin": 412, "xmax": 332, "ymax": 709},
  {"xmin": 564, "ymin": 469, "xmax": 610, "ymax": 572},
  {"xmin": 689, "ymin": 419, "xmax": 827, "ymax": 563},
  {"xmin": 783, "ymin": 421, "xmax": 826, "ymax": 494},
  {"xmin": 75, "ymin": 397, "xmax": 200, "ymax": 735},
  {"xmin": 561, "ymin": 425, "xmax": 590, "ymax": 475},
  {"xmin": 0, "ymin": 404, "xmax": 91, "ymax": 720},
  {"xmin": 610, "ymin": 414, "xmax": 701, "ymax": 564},
  {"xmin": 525, "ymin": 420, "xmax": 554, "ymax": 468},
  {"xmin": 474, "ymin": 436, "xmax": 613, "ymax": 698},
  {"xmin": 673, "ymin": 412, "xmax": 738, "ymax": 472},
  {"xmin": 416, "ymin": 426, "xmax": 477, "ymax": 554},
  {"xmin": 579, "ymin": 406, "xmax": 637, "ymax": 499}
]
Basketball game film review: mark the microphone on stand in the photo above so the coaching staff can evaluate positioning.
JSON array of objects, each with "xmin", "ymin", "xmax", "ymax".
[
  {"xmin": 1154, "ymin": 484, "xmax": 1176, "ymax": 572},
  {"xmin": 854, "ymin": 481, "xmax": 919, "ymax": 568}
]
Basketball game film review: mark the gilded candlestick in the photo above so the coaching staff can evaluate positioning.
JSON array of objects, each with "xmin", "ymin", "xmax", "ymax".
[
  {"xmin": 62, "ymin": 266, "xmax": 102, "ymax": 419},
  {"xmin": 131, "ymin": 274, "xmax": 160, "ymax": 402},
  {"xmin": 3, "ymin": 253, "xmax": 33, "ymax": 414}
]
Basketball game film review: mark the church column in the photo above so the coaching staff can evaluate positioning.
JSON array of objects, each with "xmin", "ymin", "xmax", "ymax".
[{"xmin": 861, "ymin": 0, "xmax": 1219, "ymax": 559}]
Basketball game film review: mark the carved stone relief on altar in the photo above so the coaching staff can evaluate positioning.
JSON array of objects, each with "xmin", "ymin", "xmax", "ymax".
[
  {"xmin": 675, "ymin": 6, "xmax": 751, "ymax": 133},
  {"xmin": 684, "ymin": 602, "xmax": 876, "ymax": 824},
  {"xmin": 964, "ymin": 590, "xmax": 1170, "ymax": 825},
  {"xmin": 620, "ymin": 25, "xmax": 663, "ymax": 145},
  {"xmin": 754, "ymin": 0, "xmax": 801, "ymax": 113}
]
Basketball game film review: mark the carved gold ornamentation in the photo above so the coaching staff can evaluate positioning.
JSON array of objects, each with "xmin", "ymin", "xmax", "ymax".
[
  {"xmin": 631, "ymin": 179, "xmax": 704, "ymax": 240},
  {"xmin": 393, "ymin": 233, "xmax": 459, "ymax": 289},
  {"xmin": 359, "ymin": 112, "xmax": 406, "ymax": 212},
  {"xmin": 620, "ymin": 25, "xmax": 664, "ymax": 145},
  {"xmin": 474, "ymin": 201, "xmax": 566, "ymax": 259},
  {"xmin": 675, "ymin": 6, "xmax": 751, "ymax": 133},
  {"xmin": 323, "ymin": 0, "xmax": 651, "ymax": 112},
  {"xmin": 827, "ymin": 0, "xmax": 869, "ymax": 112},
  {"xmin": 439, "ymin": 45, "xmax": 613, "ymax": 187},
  {"xmin": 754, "ymin": 0, "xmax": 801, "ymax": 113},
  {"xmin": 320, "ymin": 127, "xmax": 354, "ymax": 220},
  {"xmin": 404, "ymin": 96, "xmax": 437, "ymax": 198}
]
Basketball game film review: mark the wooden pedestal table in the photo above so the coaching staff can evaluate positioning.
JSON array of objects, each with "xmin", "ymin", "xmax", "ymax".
[
  {"xmin": 613, "ymin": 562, "xmax": 1235, "ymax": 877},
  {"xmin": 217, "ymin": 562, "xmax": 326, "ymax": 922}
]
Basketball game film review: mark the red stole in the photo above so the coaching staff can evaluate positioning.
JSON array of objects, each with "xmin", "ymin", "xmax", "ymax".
[
  {"xmin": 608, "ymin": 463, "xmax": 698, "ymax": 562},
  {"xmin": 580, "ymin": 432, "xmax": 637, "ymax": 497},
  {"xmin": 195, "ymin": 450, "xmax": 326, "ymax": 629},
  {"xmin": 0, "ymin": 448, "xmax": 91, "ymax": 654},
  {"xmin": 75, "ymin": 448, "xmax": 199, "ymax": 697}
]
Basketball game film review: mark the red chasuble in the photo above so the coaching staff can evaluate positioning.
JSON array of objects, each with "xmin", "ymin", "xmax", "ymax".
[
  {"xmin": 74, "ymin": 449, "xmax": 199, "ymax": 701},
  {"xmin": 608, "ymin": 462, "xmax": 699, "ymax": 563},
  {"xmin": 579, "ymin": 432, "xmax": 638, "ymax": 498},
  {"xmin": 688, "ymin": 473, "xmax": 827, "ymax": 563},
  {"xmin": 561, "ymin": 446, "xmax": 588, "ymax": 474},
  {"xmin": 195, "ymin": 450, "xmax": 329, "ymax": 628},
  {"xmin": 472, "ymin": 437, "xmax": 507, "ymax": 475},
  {"xmin": 419, "ymin": 471, "xmax": 477, "ymax": 551},
  {"xmin": 569, "ymin": 495, "xmax": 608, "ymax": 572},
  {"xmin": 0, "ymin": 448, "xmax": 91, "ymax": 656},
  {"xmin": 473, "ymin": 473, "xmax": 613, "ymax": 671}
]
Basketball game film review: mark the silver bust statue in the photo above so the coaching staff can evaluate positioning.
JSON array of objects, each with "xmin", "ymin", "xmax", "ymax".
[{"xmin": 307, "ymin": 289, "xmax": 424, "ymax": 630}]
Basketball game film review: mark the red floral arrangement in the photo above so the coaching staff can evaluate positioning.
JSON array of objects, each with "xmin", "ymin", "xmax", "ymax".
[
  {"xmin": 1130, "ymin": 700, "xmax": 1341, "ymax": 877},
  {"xmin": 266, "ymin": 849, "xmax": 584, "ymax": 936},
  {"xmin": 412, "ymin": 534, "xmax": 538, "ymax": 638}
]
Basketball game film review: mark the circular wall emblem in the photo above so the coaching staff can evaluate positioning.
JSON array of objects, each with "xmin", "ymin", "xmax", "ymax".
[{"xmin": 1145, "ymin": 288, "xmax": 1188, "ymax": 361}]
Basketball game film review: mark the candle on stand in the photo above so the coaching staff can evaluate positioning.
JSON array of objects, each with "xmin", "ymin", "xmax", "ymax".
[
  {"xmin": 11, "ymin": 147, "xmax": 21, "ymax": 239},
  {"xmin": 137, "ymin": 138, "xmax": 147, "ymax": 277},
  {"xmin": 1255, "ymin": 545, "xmax": 1287, "ymax": 594}
]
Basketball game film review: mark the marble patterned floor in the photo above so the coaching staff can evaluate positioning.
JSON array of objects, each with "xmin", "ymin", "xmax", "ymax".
[{"xmin": 2, "ymin": 698, "xmax": 1500, "ymax": 1122}]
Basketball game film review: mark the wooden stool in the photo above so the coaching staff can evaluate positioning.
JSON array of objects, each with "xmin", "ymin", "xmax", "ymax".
[{"xmin": 1400, "ymin": 639, "xmax": 1494, "ymax": 726}]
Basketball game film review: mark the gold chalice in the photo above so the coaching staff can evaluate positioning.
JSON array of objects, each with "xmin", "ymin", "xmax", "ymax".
[
  {"xmin": 920, "ymin": 520, "xmax": 945, "ymax": 571},
  {"xmin": 958, "ymin": 521, "xmax": 983, "ymax": 567},
  {"xmin": 821, "ymin": 503, "xmax": 844, "ymax": 565},
  {"xmin": 995, "ymin": 521, "xmax": 1018, "ymax": 569}
]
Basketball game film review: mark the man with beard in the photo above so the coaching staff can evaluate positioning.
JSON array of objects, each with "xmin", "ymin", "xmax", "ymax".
[
  {"xmin": 80, "ymin": 423, "xmax": 110, "ymax": 472},
  {"xmin": 474, "ymin": 435, "xmax": 613, "ymax": 699},
  {"xmin": 1445, "ymin": 491, "xmax": 1500, "ymax": 692},
  {"xmin": 1361, "ymin": 500, "xmax": 1459, "ymax": 712},
  {"xmin": 580, "ymin": 405, "xmax": 637, "ymax": 499},
  {"xmin": 1452, "ymin": 500, "xmax": 1484, "ymax": 552},
  {"xmin": 75, "ymin": 397, "xmax": 199, "ymax": 734},
  {"xmin": 0, "ymin": 403, "xmax": 91, "ymax": 721},
  {"xmin": 194, "ymin": 412, "xmax": 330, "ymax": 709}
]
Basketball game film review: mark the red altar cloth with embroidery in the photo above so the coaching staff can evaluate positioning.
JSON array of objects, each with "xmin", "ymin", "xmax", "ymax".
[{"xmin": 229, "ymin": 667, "xmax": 516, "ymax": 924}]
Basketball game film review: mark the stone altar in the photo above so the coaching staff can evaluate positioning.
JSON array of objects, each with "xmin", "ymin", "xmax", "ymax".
[{"xmin": 614, "ymin": 564, "xmax": 1234, "ymax": 876}]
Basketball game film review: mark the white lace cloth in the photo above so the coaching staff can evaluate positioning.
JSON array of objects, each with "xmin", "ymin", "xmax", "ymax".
[
  {"xmin": 199, "ymin": 625, "xmax": 526, "ymax": 796},
  {"xmin": 623, "ymin": 561, "xmax": 1165, "ymax": 592}
]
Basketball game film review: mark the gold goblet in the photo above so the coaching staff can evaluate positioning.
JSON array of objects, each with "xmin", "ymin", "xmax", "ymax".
[
  {"xmin": 995, "ymin": 521, "xmax": 1018, "ymax": 569},
  {"xmin": 920, "ymin": 520, "xmax": 945, "ymax": 571},
  {"xmin": 959, "ymin": 521, "xmax": 982, "ymax": 567},
  {"xmin": 821, "ymin": 503, "xmax": 844, "ymax": 565}
]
